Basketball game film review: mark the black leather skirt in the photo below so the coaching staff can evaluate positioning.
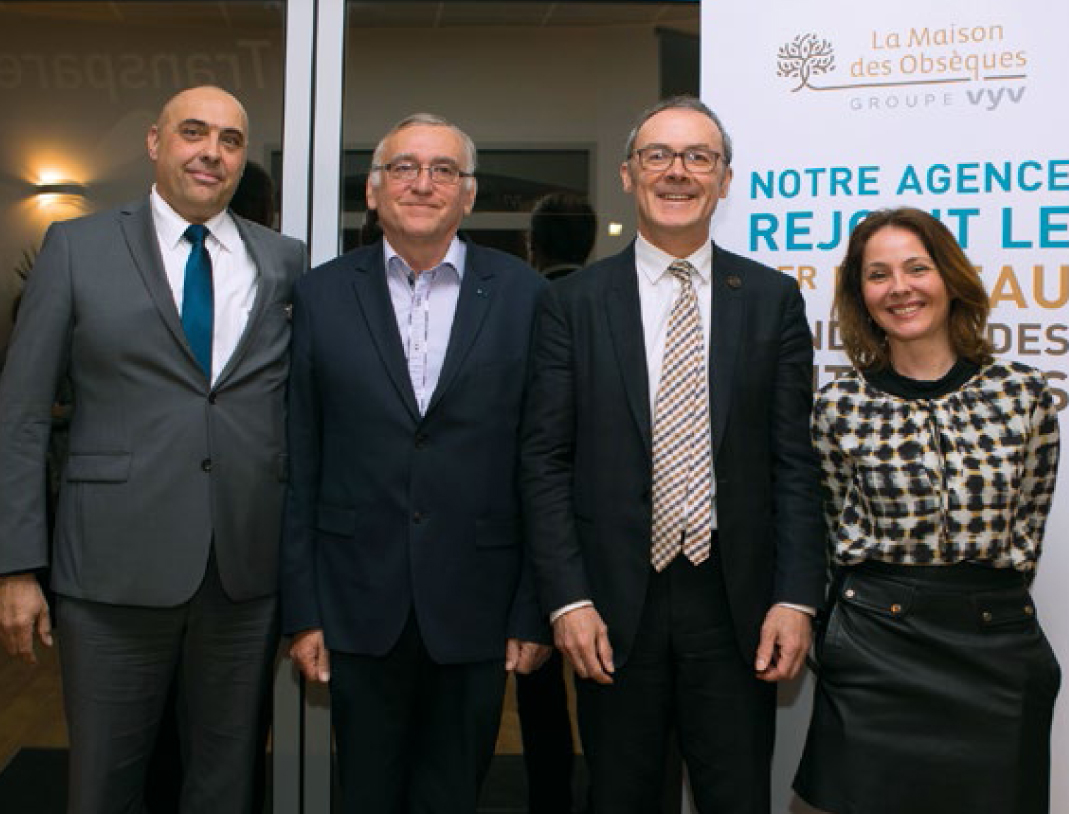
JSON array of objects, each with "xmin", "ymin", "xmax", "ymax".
[{"xmin": 794, "ymin": 561, "xmax": 1061, "ymax": 814}]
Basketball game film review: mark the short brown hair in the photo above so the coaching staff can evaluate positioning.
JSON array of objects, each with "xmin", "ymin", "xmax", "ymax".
[
  {"xmin": 623, "ymin": 95, "xmax": 733, "ymax": 167},
  {"xmin": 834, "ymin": 207, "xmax": 993, "ymax": 370}
]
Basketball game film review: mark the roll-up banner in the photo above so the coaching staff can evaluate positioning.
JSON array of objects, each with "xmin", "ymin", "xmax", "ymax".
[{"xmin": 703, "ymin": 1, "xmax": 1068, "ymax": 810}]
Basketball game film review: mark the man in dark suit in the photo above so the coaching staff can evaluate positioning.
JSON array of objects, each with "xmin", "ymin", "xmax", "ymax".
[
  {"xmin": 0, "ymin": 86, "xmax": 307, "ymax": 813},
  {"xmin": 520, "ymin": 96, "xmax": 825, "ymax": 814},
  {"xmin": 281, "ymin": 113, "xmax": 551, "ymax": 814}
]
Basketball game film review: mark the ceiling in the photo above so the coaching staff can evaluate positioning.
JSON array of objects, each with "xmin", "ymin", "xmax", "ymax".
[{"xmin": 0, "ymin": 1, "xmax": 699, "ymax": 30}]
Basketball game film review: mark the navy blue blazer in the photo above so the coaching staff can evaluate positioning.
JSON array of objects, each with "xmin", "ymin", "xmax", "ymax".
[
  {"xmin": 281, "ymin": 238, "xmax": 547, "ymax": 664},
  {"xmin": 520, "ymin": 241, "xmax": 826, "ymax": 666}
]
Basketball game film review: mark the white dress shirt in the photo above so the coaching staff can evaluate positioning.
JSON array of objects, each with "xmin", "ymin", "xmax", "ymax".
[
  {"xmin": 150, "ymin": 187, "xmax": 259, "ymax": 385},
  {"xmin": 384, "ymin": 237, "xmax": 467, "ymax": 415}
]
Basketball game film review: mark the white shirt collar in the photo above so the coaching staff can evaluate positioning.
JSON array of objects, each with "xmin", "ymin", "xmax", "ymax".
[
  {"xmin": 150, "ymin": 185, "xmax": 240, "ymax": 254},
  {"xmin": 634, "ymin": 233, "xmax": 712, "ymax": 286}
]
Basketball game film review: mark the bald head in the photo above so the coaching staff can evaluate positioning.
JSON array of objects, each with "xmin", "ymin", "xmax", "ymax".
[
  {"xmin": 147, "ymin": 86, "xmax": 249, "ymax": 223},
  {"xmin": 157, "ymin": 86, "xmax": 248, "ymax": 135}
]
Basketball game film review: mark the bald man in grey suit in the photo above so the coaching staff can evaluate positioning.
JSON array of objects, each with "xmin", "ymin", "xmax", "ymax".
[{"xmin": 0, "ymin": 86, "xmax": 307, "ymax": 813}]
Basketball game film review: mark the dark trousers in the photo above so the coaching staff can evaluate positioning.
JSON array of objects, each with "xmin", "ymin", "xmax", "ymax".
[
  {"xmin": 56, "ymin": 553, "xmax": 279, "ymax": 814},
  {"xmin": 576, "ymin": 553, "xmax": 775, "ymax": 814},
  {"xmin": 516, "ymin": 648, "xmax": 575, "ymax": 813},
  {"xmin": 144, "ymin": 667, "xmax": 273, "ymax": 814},
  {"xmin": 330, "ymin": 612, "xmax": 506, "ymax": 814}
]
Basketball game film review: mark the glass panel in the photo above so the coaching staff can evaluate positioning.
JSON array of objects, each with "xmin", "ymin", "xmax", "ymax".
[
  {"xmin": 341, "ymin": 1, "xmax": 699, "ymax": 264},
  {"xmin": 0, "ymin": 2, "xmax": 289, "ymax": 808},
  {"xmin": 0, "ymin": 1, "xmax": 288, "ymax": 354}
]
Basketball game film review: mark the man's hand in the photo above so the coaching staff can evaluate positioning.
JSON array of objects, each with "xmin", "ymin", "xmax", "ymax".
[
  {"xmin": 0, "ymin": 574, "xmax": 52, "ymax": 665},
  {"xmin": 289, "ymin": 628, "xmax": 331, "ymax": 683},
  {"xmin": 754, "ymin": 605, "xmax": 812, "ymax": 682},
  {"xmin": 506, "ymin": 639, "xmax": 553, "ymax": 674},
  {"xmin": 553, "ymin": 605, "xmax": 614, "ymax": 685}
]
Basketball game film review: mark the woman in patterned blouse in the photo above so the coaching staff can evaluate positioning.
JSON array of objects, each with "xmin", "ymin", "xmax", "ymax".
[{"xmin": 794, "ymin": 207, "xmax": 1061, "ymax": 814}]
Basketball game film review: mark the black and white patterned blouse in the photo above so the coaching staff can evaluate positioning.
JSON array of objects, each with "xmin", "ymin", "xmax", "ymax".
[{"xmin": 813, "ymin": 360, "xmax": 1061, "ymax": 572}]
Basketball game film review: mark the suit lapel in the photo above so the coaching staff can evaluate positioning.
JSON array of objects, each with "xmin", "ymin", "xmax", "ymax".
[
  {"xmin": 709, "ymin": 243, "xmax": 744, "ymax": 456},
  {"xmin": 425, "ymin": 240, "xmax": 493, "ymax": 416},
  {"xmin": 351, "ymin": 244, "xmax": 420, "ymax": 420},
  {"xmin": 605, "ymin": 244, "xmax": 652, "ymax": 454},
  {"xmin": 120, "ymin": 199, "xmax": 192, "ymax": 359}
]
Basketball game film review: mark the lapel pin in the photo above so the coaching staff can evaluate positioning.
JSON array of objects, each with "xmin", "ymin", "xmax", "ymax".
[
  {"xmin": 283, "ymin": 303, "xmax": 294, "ymax": 320},
  {"xmin": 726, "ymin": 275, "xmax": 742, "ymax": 289}
]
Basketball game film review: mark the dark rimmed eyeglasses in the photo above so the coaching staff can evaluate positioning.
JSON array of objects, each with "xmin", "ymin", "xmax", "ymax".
[{"xmin": 629, "ymin": 145, "xmax": 724, "ymax": 174}]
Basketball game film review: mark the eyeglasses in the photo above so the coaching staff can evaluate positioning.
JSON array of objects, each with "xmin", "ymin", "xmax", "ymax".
[
  {"xmin": 373, "ymin": 160, "xmax": 474, "ymax": 186},
  {"xmin": 629, "ymin": 145, "xmax": 723, "ymax": 175}
]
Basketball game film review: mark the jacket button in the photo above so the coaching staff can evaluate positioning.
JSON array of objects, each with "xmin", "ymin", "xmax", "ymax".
[
  {"xmin": 415, "ymin": 433, "xmax": 428, "ymax": 449},
  {"xmin": 208, "ymin": 393, "xmax": 217, "ymax": 404},
  {"xmin": 981, "ymin": 611, "xmax": 993, "ymax": 623},
  {"xmin": 201, "ymin": 459, "xmax": 212, "ymax": 472},
  {"xmin": 413, "ymin": 511, "xmax": 424, "ymax": 524},
  {"xmin": 844, "ymin": 588, "xmax": 856, "ymax": 599}
]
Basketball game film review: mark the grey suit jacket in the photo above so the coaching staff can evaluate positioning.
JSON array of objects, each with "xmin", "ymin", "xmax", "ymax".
[{"xmin": 0, "ymin": 197, "xmax": 307, "ymax": 606}]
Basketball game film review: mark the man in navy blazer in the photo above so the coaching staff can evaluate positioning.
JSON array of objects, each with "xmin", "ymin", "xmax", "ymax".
[
  {"xmin": 281, "ymin": 113, "xmax": 551, "ymax": 813},
  {"xmin": 521, "ymin": 96, "xmax": 826, "ymax": 813}
]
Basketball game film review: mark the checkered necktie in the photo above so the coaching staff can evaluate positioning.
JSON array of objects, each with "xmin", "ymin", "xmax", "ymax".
[{"xmin": 650, "ymin": 260, "xmax": 713, "ymax": 571}]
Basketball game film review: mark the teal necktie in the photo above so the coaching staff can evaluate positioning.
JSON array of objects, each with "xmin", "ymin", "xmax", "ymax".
[{"xmin": 181, "ymin": 224, "xmax": 213, "ymax": 379}]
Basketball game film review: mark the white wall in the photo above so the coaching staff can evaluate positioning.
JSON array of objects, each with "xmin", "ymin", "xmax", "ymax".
[{"xmin": 338, "ymin": 23, "xmax": 658, "ymax": 257}]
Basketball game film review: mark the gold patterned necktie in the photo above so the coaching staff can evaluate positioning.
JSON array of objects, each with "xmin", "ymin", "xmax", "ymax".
[{"xmin": 650, "ymin": 259, "xmax": 713, "ymax": 571}]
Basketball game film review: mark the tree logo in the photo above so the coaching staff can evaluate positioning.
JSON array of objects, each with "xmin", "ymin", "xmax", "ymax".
[{"xmin": 777, "ymin": 33, "xmax": 836, "ymax": 91}]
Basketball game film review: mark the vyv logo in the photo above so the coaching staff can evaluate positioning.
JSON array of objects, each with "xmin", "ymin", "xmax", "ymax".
[{"xmin": 967, "ymin": 87, "xmax": 1026, "ymax": 110}]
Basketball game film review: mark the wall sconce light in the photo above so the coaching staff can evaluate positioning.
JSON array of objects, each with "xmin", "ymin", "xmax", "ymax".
[
  {"xmin": 32, "ymin": 178, "xmax": 89, "ymax": 215},
  {"xmin": 608, "ymin": 222, "xmax": 623, "ymax": 237},
  {"xmin": 36, "ymin": 181, "xmax": 87, "ymax": 197}
]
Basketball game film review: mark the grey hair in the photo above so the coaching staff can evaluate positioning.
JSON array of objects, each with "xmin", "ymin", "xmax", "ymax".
[
  {"xmin": 623, "ymin": 95, "xmax": 733, "ymax": 167},
  {"xmin": 369, "ymin": 113, "xmax": 478, "ymax": 187}
]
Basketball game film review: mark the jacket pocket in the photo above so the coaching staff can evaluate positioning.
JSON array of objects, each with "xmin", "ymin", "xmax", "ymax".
[
  {"xmin": 316, "ymin": 504, "xmax": 357, "ymax": 536},
  {"xmin": 65, "ymin": 453, "xmax": 131, "ymax": 483}
]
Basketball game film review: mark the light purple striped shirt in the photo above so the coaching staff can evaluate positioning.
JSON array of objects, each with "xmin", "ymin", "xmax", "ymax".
[{"xmin": 384, "ymin": 237, "xmax": 467, "ymax": 414}]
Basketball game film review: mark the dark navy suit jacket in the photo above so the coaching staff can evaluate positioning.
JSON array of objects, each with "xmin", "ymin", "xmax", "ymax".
[
  {"xmin": 520, "ymin": 241, "xmax": 826, "ymax": 666},
  {"xmin": 281, "ymin": 237, "xmax": 547, "ymax": 664}
]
